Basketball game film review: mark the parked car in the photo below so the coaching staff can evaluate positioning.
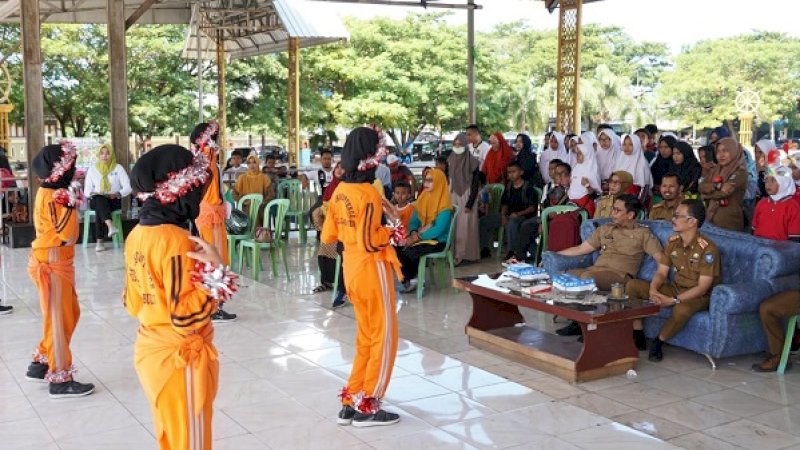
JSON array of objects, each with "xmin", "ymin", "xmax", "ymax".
[{"xmin": 256, "ymin": 145, "xmax": 286, "ymax": 162}]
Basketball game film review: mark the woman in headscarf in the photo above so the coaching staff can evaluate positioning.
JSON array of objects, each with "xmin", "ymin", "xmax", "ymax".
[
  {"xmin": 752, "ymin": 168, "xmax": 800, "ymax": 241},
  {"xmin": 615, "ymin": 134, "xmax": 654, "ymax": 197},
  {"xmin": 670, "ymin": 141, "xmax": 702, "ymax": 196},
  {"xmin": 754, "ymin": 139, "xmax": 774, "ymax": 199},
  {"xmin": 481, "ymin": 132, "xmax": 514, "ymax": 184},
  {"xmin": 513, "ymin": 133, "xmax": 541, "ymax": 186},
  {"xmin": 233, "ymin": 154, "xmax": 274, "ymax": 204},
  {"xmin": 539, "ymin": 131, "xmax": 568, "ymax": 183},
  {"xmin": 567, "ymin": 134, "xmax": 581, "ymax": 167},
  {"xmin": 398, "ymin": 167, "xmax": 453, "ymax": 292},
  {"xmin": 708, "ymin": 126, "xmax": 729, "ymax": 146},
  {"xmin": 311, "ymin": 162, "xmax": 348, "ymax": 307},
  {"xmin": 125, "ymin": 144, "xmax": 236, "ymax": 450},
  {"xmin": 447, "ymin": 132, "xmax": 480, "ymax": 264},
  {"xmin": 652, "ymin": 135, "xmax": 676, "ymax": 197},
  {"xmin": 83, "ymin": 143, "xmax": 132, "ymax": 251},
  {"xmin": 699, "ymin": 137, "xmax": 750, "ymax": 231},
  {"xmin": 190, "ymin": 121, "xmax": 236, "ymax": 323},
  {"xmin": 320, "ymin": 126, "xmax": 403, "ymax": 427},
  {"xmin": 25, "ymin": 142, "xmax": 96, "ymax": 398},
  {"xmin": 567, "ymin": 143, "xmax": 602, "ymax": 218},
  {"xmin": 594, "ymin": 170, "xmax": 634, "ymax": 219},
  {"xmin": 596, "ymin": 129, "xmax": 621, "ymax": 184}
]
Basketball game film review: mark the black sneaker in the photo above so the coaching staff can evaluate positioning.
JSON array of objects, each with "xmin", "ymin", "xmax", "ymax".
[
  {"xmin": 633, "ymin": 330, "xmax": 647, "ymax": 351},
  {"xmin": 26, "ymin": 362, "xmax": 48, "ymax": 383},
  {"xmin": 332, "ymin": 292, "xmax": 347, "ymax": 308},
  {"xmin": 337, "ymin": 405, "xmax": 356, "ymax": 425},
  {"xmin": 49, "ymin": 380, "xmax": 95, "ymax": 398},
  {"xmin": 0, "ymin": 304, "xmax": 12, "ymax": 315},
  {"xmin": 648, "ymin": 346, "xmax": 663, "ymax": 362},
  {"xmin": 556, "ymin": 321, "xmax": 581, "ymax": 336},
  {"xmin": 212, "ymin": 308, "xmax": 237, "ymax": 323},
  {"xmin": 351, "ymin": 409, "xmax": 400, "ymax": 428}
]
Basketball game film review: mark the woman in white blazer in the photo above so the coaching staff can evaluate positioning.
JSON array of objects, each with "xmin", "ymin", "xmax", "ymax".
[{"xmin": 83, "ymin": 144, "xmax": 132, "ymax": 251}]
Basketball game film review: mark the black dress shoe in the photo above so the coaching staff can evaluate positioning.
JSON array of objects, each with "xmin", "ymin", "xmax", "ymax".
[
  {"xmin": 633, "ymin": 330, "xmax": 647, "ymax": 351},
  {"xmin": 648, "ymin": 346, "xmax": 663, "ymax": 362},
  {"xmin": 556, "ymin": 321, "xmax": 581, "ymax": 336}
]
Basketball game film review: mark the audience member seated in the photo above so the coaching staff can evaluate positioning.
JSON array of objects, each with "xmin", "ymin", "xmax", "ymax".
[
  {"xmin": 387, "ymin": 154, "xmax": 417, "ymax": 193},
  {"xmin": 670, "ymin": 141, "xmax": 702, "ymax": 197},
  {"xmin": 753, "ymin": 289, "xmax": 800, "ymax": 372},
  {"xmin": 595, "ymin": 170, "xmax": 635, "ymax": 219},
  {"xmin": 392, "ymin": 182, "xmax": 415, "ymax": 232},
  {"xmin": 615, "ymin": 134, "xmax": 653, "ymax": 203},
  {"xmin": 752, "ymin": 169, "xmax": 800, "ymax": 242},
  {"xmin": 398, "ymin": 168, "xmax": 453, "ymax": 293},
  {"xmin": 540, "ymin": 159, "xmax": 565, "ymax": 210},
  {"xmin": 482, "ymin": 132, "xmax": 514, "ymax": 185},
  {"xmin": 223, "ymin": 150, "xmax": 248, "ymax": 184},
  {"xmin": 499, "ymin": 162, "xmax": 539, "ymax": 264},
  {"xmin": 555, "ymin": 194, "xmax": 664, "ymax": 349},
  {"xmin": 649, "ymin": 173, "xmax": 683, "ymax": 221},
  {"xmin": 626, "ymin": 200, "xmax": 720, "ymax": 362},
  {"xmin": 567, "ymin": 143, "xmax": 601, "ymax": 218},
  {"xmin": 233, "ymin": 155, "xmax": 274, "ymax": 204},
  {"xmin": 699, "ymin": 137, "xmax": 749, "ymax": 231},
  {"xmin": 83, "ymin": 143, "xmax": 132, "ymax": 252}
]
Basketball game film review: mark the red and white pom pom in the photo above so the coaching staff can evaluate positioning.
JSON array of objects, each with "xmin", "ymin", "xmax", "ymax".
[
  {"xmin": 137, "ymin": 150, "xmax": 211, "ymax": 205},
  {"xmin": 386, "ymin": 217, "xmax": 407, "ymax": 246},
  {"xmin": 190, "ymin": 261, "xmax": 239, "ymax": 303},
  {"xmin": 355, "ymin": 395, "xmax": 381, "ymax": 415},
  {"xmin": 52, "ymin": 181, "xmax": 83, "ymax": 208},
  {"xmin": 191, "ymin": 120, "xmax": 220, "ymax": 152}
]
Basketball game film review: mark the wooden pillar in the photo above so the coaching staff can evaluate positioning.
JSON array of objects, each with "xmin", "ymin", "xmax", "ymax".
[
  {"xmin": 108, "ymin": 0, "xmax": 130, "ymax": 169},
  {"xmin": 555, "ymin": 0, "xmax": 582, "ymax": 134},
  {"xmin": 216, "ymin": 31, "xmax": 227, "ymax": 163},
  {"xmin": 21, "ymin": 0, "xmax": 44, "ymax": 212},
  {"xmin": 467, "ymin": 0, "xmax": 476, "ymax": 124},
  {"xmin": 287, "ymin": 37, "xmax": 300, "ymax": 167}
]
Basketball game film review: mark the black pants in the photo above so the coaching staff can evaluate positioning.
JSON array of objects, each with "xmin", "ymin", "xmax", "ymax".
[
  {"xmin": 89, "ymin": 196, "xmax": 122, "ymax": 239},
  {"xmin": 398, "ymin": 242, "xmax": 446, "ymax": 282},
  {"xmin": 318, "ymin": 255, "xmax": 345, "ymax": 293}
]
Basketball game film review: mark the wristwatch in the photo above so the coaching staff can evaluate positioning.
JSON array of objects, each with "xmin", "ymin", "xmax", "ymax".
[{"xmin": 673, "ymin": 297, "xmax": 681, "ymax": 305}]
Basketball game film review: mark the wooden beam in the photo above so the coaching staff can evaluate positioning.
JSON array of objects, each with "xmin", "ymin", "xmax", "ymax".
[
  {"xmin": 216, "ymin": 30, "xmax": 227, "ymax": 161},
  {"xmin": 21, "ymin": 0, "xmax": 43, "ymax": 213},
  {"xmin": 466, "ymin": 0, "xmax": 475, "ymax": 124},
  {"xmin": 108, "ymin": 0, "xmax": 130, "ymax": 170},
  {"xmin": 287, "ymin": 37, "xmax": 300, "ymax": 167},
  {"xmin": 125, "ymin": 0, "xmax": 158, "ymax": 30},
  {"xmin": 308, "ymin": 0, "xmax": 482, "ymax": 9}
]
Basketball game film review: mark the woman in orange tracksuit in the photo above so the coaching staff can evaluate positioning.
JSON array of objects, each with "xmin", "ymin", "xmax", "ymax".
[
  {"xmin": 125, "ymin": 144, "xmax": 236, "ymax": 450},
  {"xmin": 25, "ymin": 142, "xmax": 95, "ymax": 398},
  {"xmin": 321, "ymin": 127, "xmax": 403, "ymax": 427},
  {"xmin": 190, "ymin": 122, "xmax": 237, "ymax": 322}
]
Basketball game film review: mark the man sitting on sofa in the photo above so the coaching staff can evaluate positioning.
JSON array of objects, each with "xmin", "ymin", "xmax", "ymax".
[
  {"xmin": 556, "ymin": 194, "xmax": 665, "ymax": 350},
  {"xmin": 626, "ymin": 199, "xmax": 720, "ymax": 362}
]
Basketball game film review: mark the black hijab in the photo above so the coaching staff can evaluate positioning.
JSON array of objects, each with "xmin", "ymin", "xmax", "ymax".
[
  {"xmin": 514, "ymin": 134, "xmax": 541, "ymax": 185},
  {"xmin": 33, "ymin": 144, "xmax": 76, "ymax": 189},
  {"xmin": 341, "ymin": 127, "xmax": 378, "ymax": 183},
  {"xmin": 651, "ymin": 136, "xmax": 676, "ymax": 185},
  {"xmin": 670, "ymin": 141, "xmax": 701, "ymax": 192},
  {"xmin": 131, "ymin": 145, "xmax": 205, "ymax": 227}
]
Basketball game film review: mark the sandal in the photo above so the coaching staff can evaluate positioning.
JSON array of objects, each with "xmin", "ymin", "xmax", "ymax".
[{"xmin": 312, "ymin": 284, "xmax": 332, "ymax": 294}]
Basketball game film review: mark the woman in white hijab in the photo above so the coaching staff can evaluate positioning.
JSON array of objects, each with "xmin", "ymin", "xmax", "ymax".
[
  {"xmin": 752, "ymin": 168, "xmax": 800, "ymax": 241},
  {"xmin": 596, "ymin": 129, "xmax": 621, "ymax": 181},
  {"xmin": 615, "ymin": 134, "xmax": 654, "ymax": 195},
  {"xmin": 539, "ymin": 131, "xmax": 569, "ymax": 183},
  {"xmin": 568, "ymin": 143, "xmax": 602, "ymax": 217}
]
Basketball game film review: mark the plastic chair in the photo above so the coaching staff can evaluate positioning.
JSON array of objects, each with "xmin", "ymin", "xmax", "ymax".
[
  {"xmin": 237, "ymin": 199, "xmax": 290, "ymax": 281},
  {"xmin": 778, "ymin": 315, "xmax": 799, "ymax": 374},
  {"xmin": 332, "ymin": 254, "xmax": 342, "ymax": 301},
  {"xmin": 82, "ymin": 209, "xmax": 123, "ymax": 249},
  {"xmin": 533, "ymin": 187, "xmax": 543, "ymax": 205},
  {"xmin": 637, "ymin": 209, "xmax": 647, "ymax": 221},
  {"xmin": 277, "ymin": 179, "xmax": 308, "ymax": 244},
  {"xmin": 486, "ymin": 183, "xmax": 505, "ymax": 257},
  {"xmin": 533, "ymin": 205, "xmax": 588, "ymax": 264},
  {"xmin": 227, "ymin": 193, "xmax": 263, "ymax": 270},
  {"xmin": 414, "ymin": 206, "xmax": 459, "ymax": 300}
]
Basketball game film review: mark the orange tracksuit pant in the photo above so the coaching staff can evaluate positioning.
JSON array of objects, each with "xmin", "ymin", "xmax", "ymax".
[
  {"xmin": 197, "ymin": 203, "xmax": 228, "ymax": 265},
  {"xmin": 321, "ymin": 182, "xmax": 400, "ymax": 411}
]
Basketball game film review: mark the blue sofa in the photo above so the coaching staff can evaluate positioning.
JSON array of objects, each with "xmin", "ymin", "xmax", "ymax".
[{"xmin": 543, "ymin": 219, "xmax": 800, "ymax": 363}]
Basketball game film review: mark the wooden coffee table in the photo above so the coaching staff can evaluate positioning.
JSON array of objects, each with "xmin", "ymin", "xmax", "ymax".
[{"xmin": 454, "ymin": 274, "xmax": 660, "ymax": 383}]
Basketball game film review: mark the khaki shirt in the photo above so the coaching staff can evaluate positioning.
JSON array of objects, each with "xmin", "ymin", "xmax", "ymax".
[
  {"xmin": 586, "ymin": 222, "xmax": 666, "ymax": 277},
  {"xmin": 648, "ymin": 200, "xmax": 679, "ymax": 221},
  {"xmin": 664, "ymin": 232, "xmax": 721, "ymax": 292}
]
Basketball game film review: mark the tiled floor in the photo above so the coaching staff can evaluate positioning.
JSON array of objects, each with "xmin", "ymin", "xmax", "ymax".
[{"xmin": 1, "ymin": 237, "xmax": 800, "ymax": 449}]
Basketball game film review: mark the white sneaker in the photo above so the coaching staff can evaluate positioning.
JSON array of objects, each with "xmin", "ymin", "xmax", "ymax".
[
  {"xmin": 95, "ymin": 242, "xmax": 105, "ymax": 252},
  {"xmin": 107, "ymin": 226, "xmax": 119, "ymax": 238}
]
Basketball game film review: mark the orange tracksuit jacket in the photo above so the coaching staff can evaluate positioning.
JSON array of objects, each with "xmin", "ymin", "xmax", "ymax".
[
  {"xmin": 196, "ymin": 146, "xmax": 229, "ymax": 264},
  {"xmin": 28, "ymin": 188, "xmax": 80, "ymax": 382},
  {"xmin": 321, "ymin": 182, "xmax": 400, "ymax": 406},
  {"xmin": 124, "ymin": 224, "xmax": 219, "ymax": 450}
]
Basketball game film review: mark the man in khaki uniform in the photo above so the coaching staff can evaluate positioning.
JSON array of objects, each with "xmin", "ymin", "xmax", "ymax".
[
  {"xmin": 649, "ymin": 173, "xmax": 682, "ymax": 221},
  {"xmin": 627, "ymin": 199, "xmax": 720, "ymax": 362},
  {"xmin": 752, "ymin": 290, "xmax": 800, "ymax": 372},
  {"xmin": 557, "ymin": 194, "xmax": 665, "ymax": 349}
]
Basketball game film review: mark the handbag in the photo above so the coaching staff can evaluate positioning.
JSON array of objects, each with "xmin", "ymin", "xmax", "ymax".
[
  {"xmin": 225, "ymin": 207, "xmax": 249, "ymax": 235},
  {"xmin": 10, "ymin": 203, "xmax": 28, "ymax": 223},
  {"xmin": 254, "ymin": 227, "xmax": 272, "ymax": 243}
]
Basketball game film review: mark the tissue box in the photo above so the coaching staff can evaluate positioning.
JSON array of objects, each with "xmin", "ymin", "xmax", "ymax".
[
  {"xmin": 552, "ymin": 274, "xmax": 596, "ymax": 293},
  {"xmin": 506, "ymin": 263, "xmax": 549, "ymax": 281}
]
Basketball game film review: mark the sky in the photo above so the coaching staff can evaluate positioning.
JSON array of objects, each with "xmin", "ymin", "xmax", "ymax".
[{"xmin": 322, "ymin": 0, "xmax": 800, "ymax": 54}]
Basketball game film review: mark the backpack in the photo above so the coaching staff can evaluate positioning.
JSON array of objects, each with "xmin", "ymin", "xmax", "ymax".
[{"xmin": 546, "ymin": 210, "xmax": 583, "ymax": 252}]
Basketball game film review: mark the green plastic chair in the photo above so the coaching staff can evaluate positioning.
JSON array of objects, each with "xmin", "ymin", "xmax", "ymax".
[
  {"xmin": 637, "ymin": 209, "xmax": 647, "ymax": 221},
  {"xmin": 278, "ymin": 179, "xmax": 308, "ymax": 244},
  {"xmin": 237, "ymin": 199, "xmax": 290, "ymax": 281},
  {"xmin": 486, "ymin": 183, "xmax": 505, "ymax": 257},
  {"xmin": 227, "ymin": 193, "xmax": 263, "ymax": 270},
  {"xmin": 778, "ymin": 315, "xmax": 799, "ymax": 374},
  {"xmin": 533, "ymin": 187, "xmax": 543, "ymax": 205},
  {"xmin": 82, "ymin": 209, "xmax": 123, "ymax": 249},
  {"xmin": 332, "ymin": 253, "xmax": 342, "ymax": 301},
  {"xmin": 534, "ymin": 205, "xmax": 589, "ymax": 264},
  {"xmin": 415, "ymin": 206, "xmax": 459, "ymax": 300}
]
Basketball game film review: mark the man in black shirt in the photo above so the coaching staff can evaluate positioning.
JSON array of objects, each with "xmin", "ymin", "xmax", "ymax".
[{"xmin": 501, "ymin": 162, "xmax": 539, "ymax": 263}]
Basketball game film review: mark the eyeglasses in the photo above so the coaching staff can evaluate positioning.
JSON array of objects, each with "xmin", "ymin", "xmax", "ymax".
[
  {"xmin": 672, "ymin": 214, "xmax": 693, "ymax": 220},
  {"xmin": 609, "ymin": 179, "xmax": 621, "ymax": 184}
]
